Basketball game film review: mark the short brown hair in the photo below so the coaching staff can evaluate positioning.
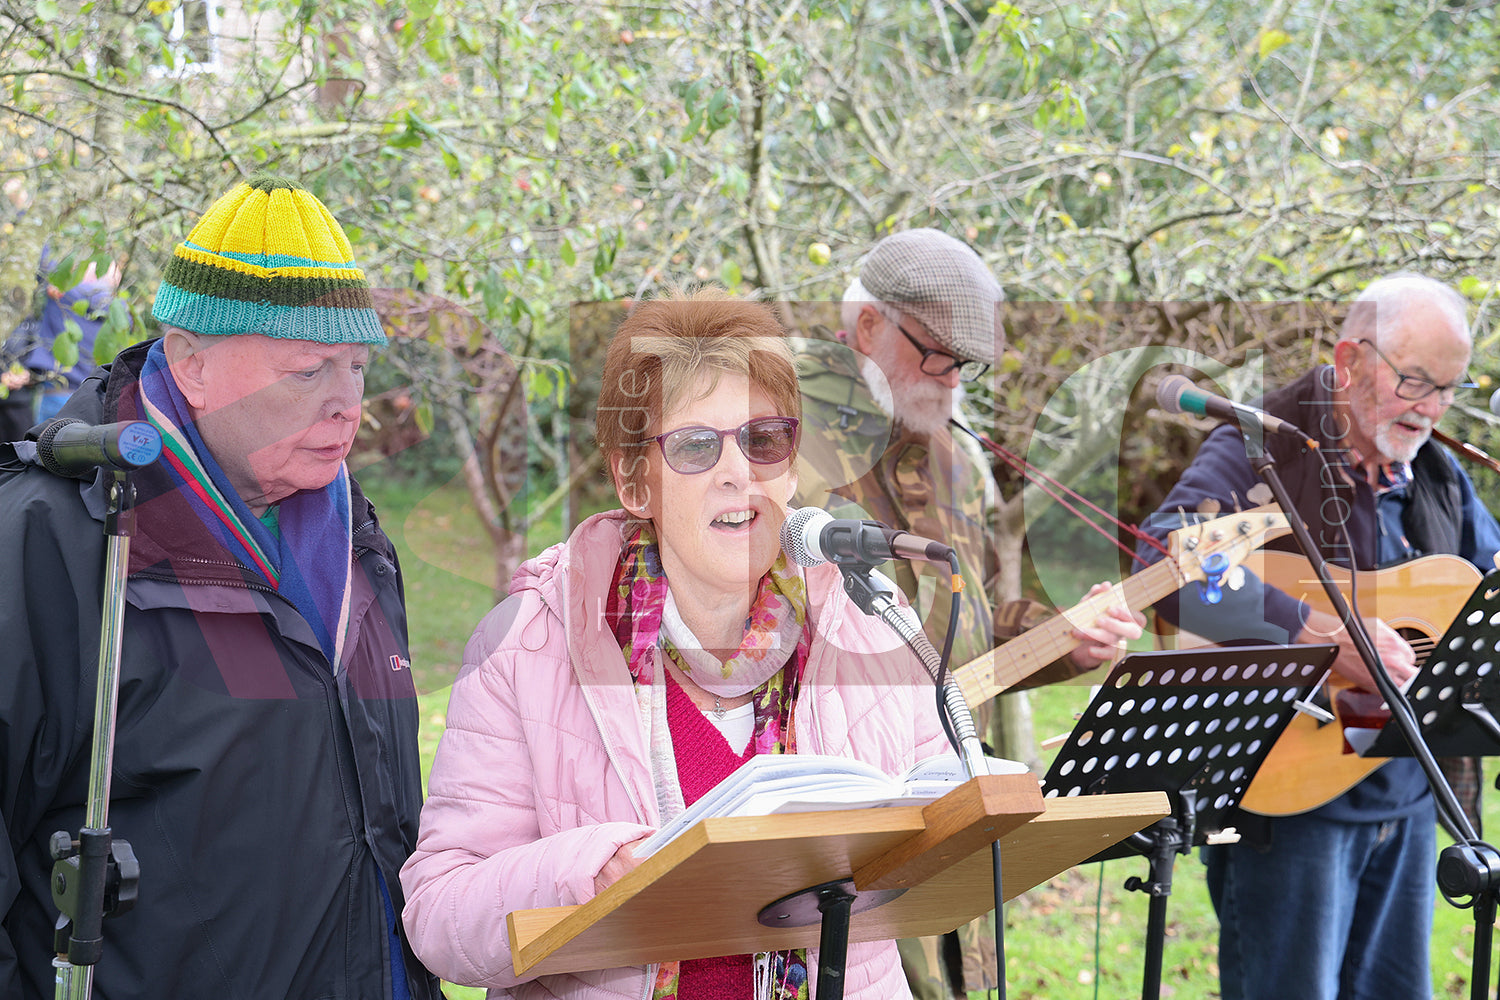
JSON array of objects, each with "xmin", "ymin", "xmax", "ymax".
[{"xmin": 596, "ymin": 288, "xmax": 801, "ymax": 502}]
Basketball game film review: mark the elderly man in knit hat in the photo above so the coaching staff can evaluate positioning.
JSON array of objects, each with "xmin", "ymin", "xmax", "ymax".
[
  {"xmin": 795, "ymin": 228, "xmax": 1142, "ymax": 1000},
  {"xmin": 0, "ymin": 176, "xmax": 441, "ymax": 999}
]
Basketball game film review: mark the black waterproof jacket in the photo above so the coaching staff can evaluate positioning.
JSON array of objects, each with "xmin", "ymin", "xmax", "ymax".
[{"xmin": 0, "ymin": 340, "xmax": 441, "ymax": 999}]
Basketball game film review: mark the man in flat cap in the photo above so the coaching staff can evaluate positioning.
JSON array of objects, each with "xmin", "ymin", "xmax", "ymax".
[
  {"xmin": 795, "ymin": 228, "xmax": 1140, "ymax": 1000},
  {"xmin": 0, "ymin": 176, "xmax": 440, "ymax": 999}
]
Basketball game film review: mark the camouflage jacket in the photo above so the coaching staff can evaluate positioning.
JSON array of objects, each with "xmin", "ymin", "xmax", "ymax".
[{"xmin": 793, "ymin": 336, "xmax": 1064, "ymax": 680}]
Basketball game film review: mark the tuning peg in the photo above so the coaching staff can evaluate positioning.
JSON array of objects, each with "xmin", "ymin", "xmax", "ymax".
[{"xmin": 1195, "ymin": 498, "xmax": 1221, "ymax": 518}]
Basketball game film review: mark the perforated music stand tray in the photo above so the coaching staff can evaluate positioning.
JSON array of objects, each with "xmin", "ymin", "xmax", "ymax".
[
  {"xmin": 1040, "ymin": 644, "xmax": 1334, "ymax": 1000},
  {"xmin": 1367, "ymin": 568, "xmax": 1500, "ymax": 759},
  {"xmin": 1042, "ymin": 643, "xmax": 1336, "ymax": 860}
]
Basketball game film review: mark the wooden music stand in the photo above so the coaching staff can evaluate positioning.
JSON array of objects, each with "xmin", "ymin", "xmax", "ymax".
[{"xmin": 507, "ymin": 773, "xmax": 1168, "ymax": 981}]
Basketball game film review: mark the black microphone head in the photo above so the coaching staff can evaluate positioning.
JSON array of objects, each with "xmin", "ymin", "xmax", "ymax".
[
  {"xmin": 781, "ymin": 506, "xmax": 832, "ymax": 567},
  {"xmin": 35, "ymin": 418, "xmax": 84, "ymax": 475},
  {"xmin": 36, "ymin": 418, "xmax": 163, "ymax": 477},
  {"xmin": 1155, "ymin": 374, "xmax": 1194, "ymax": 415}
]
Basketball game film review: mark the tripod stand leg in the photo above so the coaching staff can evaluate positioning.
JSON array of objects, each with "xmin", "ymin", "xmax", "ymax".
[
  {"xmin": 814, "ymin": 883, "xmax": 856, "ymax": 1000},
  {"xmin": 1124, "ymin": 822, "xmax": 1183, "ymax": 1000},
  {"xmin": 1474, "ymin": 892, "xmax": 1494, "ymax": 1000},
  {"xmin": 1142, "ymin": 885, "xmax": 1168, "ymax": 1000}
]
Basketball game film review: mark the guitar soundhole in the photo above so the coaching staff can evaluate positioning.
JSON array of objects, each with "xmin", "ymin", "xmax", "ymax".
[{"xmin": 1397, "ymin": 626, "xmax": 1435, "ymax": 668}]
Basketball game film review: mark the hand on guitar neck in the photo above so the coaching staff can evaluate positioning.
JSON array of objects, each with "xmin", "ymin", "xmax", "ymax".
[
  {"xmin": 1066, "ymin": 581, "xmax": 1146, "ymax": 669},
  {"xmin": 1296, "ymin": 607, "xmax": 1418, "ymax": 692}
]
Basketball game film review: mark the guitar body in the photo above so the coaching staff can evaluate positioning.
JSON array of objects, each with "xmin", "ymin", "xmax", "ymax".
[{"xmin": 1236, "ymin": 550, "xmax": 1480, "ymax": 816}]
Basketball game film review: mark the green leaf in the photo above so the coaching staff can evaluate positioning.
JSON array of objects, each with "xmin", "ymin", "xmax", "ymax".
[
  {"xmin": 684, "ymin": 78, "xmax": 708, "ymax": 115},
  {"xmin": 455, "ymin": 20, "xmax": 484, "ymax": 55},
  {"xmin": 414, "ymin": 259, "xmax": 429, "ymax": 283},
  {"xmin": 35, "ymin": 0, "xmax": 60, "ymax": 22},
  {"xmin": 1256, "ymin": 253, "xmax": 1289, "ymax": 275},
  {"xmin": 559, "ymin": 240, "xmax": 577, "ymax": 267},
  {"xmin": 706, "ymin": 89, "xmax": 735, "ymax": 130},
  {"xmin": 414, "ymin": 402, "xmax": 435, "ymax": 437},
  {"xmin": 720, "ymin": 260, "xmax": 742, "ymax": 287},
  {"xmin": 1258, "ymin": 29, "xmax": 1292, "ymax": 62},
  {"xmin": 92, "ymin": 299, "xmax": 134, "ymax": 366},
  {"xmin": 388, "ymin": 114, "xmax": 426, "ymax": 149},
  {"xmin": 407, "ymin": 0, "xmax": 439, "ymax": 18}
]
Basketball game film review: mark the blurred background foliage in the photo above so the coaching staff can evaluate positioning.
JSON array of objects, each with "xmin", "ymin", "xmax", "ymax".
[{"xmin": 6, "ymin": 0, "xmax": 1500, "ymax": 591}]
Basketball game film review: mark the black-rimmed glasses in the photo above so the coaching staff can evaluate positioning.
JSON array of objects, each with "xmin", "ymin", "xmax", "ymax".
[
  {"xmin": 1355, "ymin": 338, "xmax": 1475, "ymax": 403},
  {"xmin": 652, "ymin": 417, "xmax": 800, "ymax": 474},
  {"xmin": 893, "ymin": 322, "xmax": 990, "ymax": 382}
]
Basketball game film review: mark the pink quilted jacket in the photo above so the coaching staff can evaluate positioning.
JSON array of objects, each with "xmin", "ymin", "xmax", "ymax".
[{"xmin": 400, "ymin": 510, "xmax": 949, "ymax": 999}]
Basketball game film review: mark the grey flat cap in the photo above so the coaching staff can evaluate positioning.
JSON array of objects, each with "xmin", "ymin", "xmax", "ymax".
[{"xmin": 859, "ymin": 228, "xmax": 1004, "ymax": 365}]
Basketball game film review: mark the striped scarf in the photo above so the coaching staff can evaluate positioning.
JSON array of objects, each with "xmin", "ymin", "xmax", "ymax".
[{"xmin": 607, "ymin": 527, "xmax": 810, "ymax": 1000}]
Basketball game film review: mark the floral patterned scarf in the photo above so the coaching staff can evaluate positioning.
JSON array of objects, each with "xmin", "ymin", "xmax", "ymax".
[{"xmin": 606, "ymin": 526, "xmax": 811, "ymax": 1000}]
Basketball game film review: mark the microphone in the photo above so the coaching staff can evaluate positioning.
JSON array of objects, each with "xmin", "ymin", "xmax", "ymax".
[
  {"xmin": 35, "ymin": 419, "xmax": 163, "ymax": 477},
  {"xmin": 1489, "ymin": 387, "xmax": 1500, "ymax": 415},
  {"xmin": 1156, "ymin": 374, "xmax": 1309, "ymax": 439},
  {"xmin": 781, "ymin": 506, "xmax": 953, "ymax": 568}
]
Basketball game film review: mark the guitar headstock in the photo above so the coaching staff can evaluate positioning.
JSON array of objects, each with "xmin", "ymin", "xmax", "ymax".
[{"xmin": 1167, "ymin": 504, "xmax": 1291, "ymax": 594}]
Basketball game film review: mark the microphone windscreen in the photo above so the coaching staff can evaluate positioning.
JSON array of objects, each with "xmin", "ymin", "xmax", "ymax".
[
  {"xmin": 1490, "ymin": 387, "xmax": 1500, "ymax": 416},
  {"xmin": 1155, "ymin": 374, "xmax": 1197, "ymax": 415},
  {"xmin": 780, "ymin": 506, "xmax": 831, "ymax": 567},
  {"xmin": 36, "ymin": 418, "xmax": 84, "ymax": 477}
]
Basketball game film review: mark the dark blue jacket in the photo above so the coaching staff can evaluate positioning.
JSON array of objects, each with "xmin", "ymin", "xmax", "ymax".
[{"xmin": 0, "ymin": 340, "xmax": 440, "ymax": 999}]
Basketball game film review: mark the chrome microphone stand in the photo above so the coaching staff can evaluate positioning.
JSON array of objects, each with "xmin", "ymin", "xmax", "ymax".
[
  {"xmin": 827, "ymin": 546, "xmax": 1001, "ymax": 1000},
  {"xmin": 50, "ymin": 466, "xmax": 143, "ymax": 999},
  {"xmin": 29, "ymin": 419, "xmax": 163, "ymax": 999}
]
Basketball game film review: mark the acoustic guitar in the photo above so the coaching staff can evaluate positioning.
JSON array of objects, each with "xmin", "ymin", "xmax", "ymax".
[
  {"xmin": 1229, "ymin": 550, "xmax": 1480, "ymax": 816},
  {"xmin": 954, "ymin": 505, "xmax": 1291, "ymax": 708}
]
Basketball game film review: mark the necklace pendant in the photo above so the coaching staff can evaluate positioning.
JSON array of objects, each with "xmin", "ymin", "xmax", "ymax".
[{"xmin": 713, "ymin": 696, "xmax": 726, "ymax": 720}]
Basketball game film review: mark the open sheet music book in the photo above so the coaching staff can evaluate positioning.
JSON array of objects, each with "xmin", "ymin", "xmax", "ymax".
[{"xmin": 634, "ymin": 752, "xmax": 1030, "ymax": 859}]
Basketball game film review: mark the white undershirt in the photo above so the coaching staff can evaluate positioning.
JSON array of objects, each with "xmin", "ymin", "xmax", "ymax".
[{"xmin": 703, "ymin": 700, "xmax": 755, "ymax": 754}]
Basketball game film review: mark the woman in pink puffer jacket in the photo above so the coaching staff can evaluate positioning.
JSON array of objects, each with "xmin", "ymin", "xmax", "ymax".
[{"xmin": 400, "ymin": 291, "xmax": 947, "ymax": 999}]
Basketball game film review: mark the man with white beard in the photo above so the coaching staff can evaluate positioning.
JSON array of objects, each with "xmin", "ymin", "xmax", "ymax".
[
  {"xmin": 1135, "ymin": 272, "xmax": 1500, "ymax": 1000},
  {"xmin": 793, "ymin": 228, "xmax": 1141, "ymax": 1000}
]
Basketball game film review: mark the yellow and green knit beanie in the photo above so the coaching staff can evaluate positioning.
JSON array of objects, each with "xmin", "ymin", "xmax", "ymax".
[{"xmin": 151, "ymin": 175, "xmax": 386, "ymax": 345}]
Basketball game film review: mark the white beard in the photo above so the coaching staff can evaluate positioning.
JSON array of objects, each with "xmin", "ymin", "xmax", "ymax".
[
  {"xmin": 860, "ymin": 350, "xmax": 956, "ymax": 438},
  {"xmin": 1373, "ymin": 415, "xmax": 1433, "ymax": 463},
  {"xmin": 1350, "ymin": 387, "xmax": 1433, "ymax": 464}
]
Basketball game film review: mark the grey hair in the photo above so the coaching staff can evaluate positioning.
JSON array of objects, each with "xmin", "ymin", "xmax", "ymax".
[
  {"xmin": 840, "ymin": 276, "xmax": 901, "ymax": 334},
  {"xmin": 1342, "ymin": 273, "xmax": 1471, "ymax": 348}
]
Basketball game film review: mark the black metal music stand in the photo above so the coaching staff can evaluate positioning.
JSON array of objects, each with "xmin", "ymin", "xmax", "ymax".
[
  {"xmin": 1041, "ymin": 643, "xmax": 1336, "ymax": 1000},
  {"xmin": 1365, "ymin": 568, "xmax": 1500, "ymax": 760},
  {"xmin": 1357, "ymin": 567, "xmax": 1500, "ymax": 999}
]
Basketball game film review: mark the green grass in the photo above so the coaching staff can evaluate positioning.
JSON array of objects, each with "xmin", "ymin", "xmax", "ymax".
[
  {"xmin": 1016, "ymin": 680, "xmax": 1499, "ymax": 1000},
  {"xmin": 366, "ymin": 473, "xmax": 1498, "ymax": 999}
]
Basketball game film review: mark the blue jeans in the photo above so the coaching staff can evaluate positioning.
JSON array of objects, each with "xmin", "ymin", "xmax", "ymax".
[{"xmin": 1203, "ymin": 806, "xmax": 1435, "ymax": 1000}]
